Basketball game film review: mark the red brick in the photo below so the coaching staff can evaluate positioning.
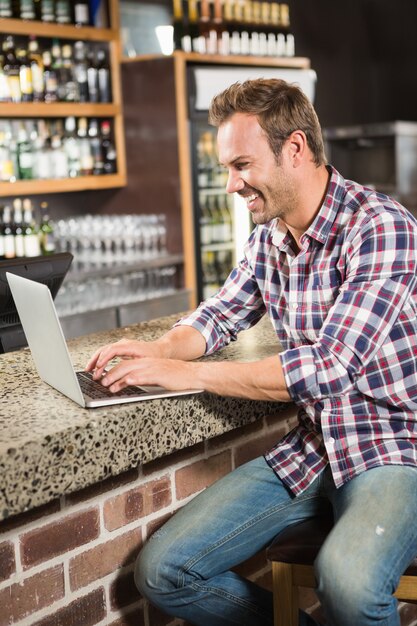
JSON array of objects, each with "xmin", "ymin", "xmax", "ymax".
[
  {"xmin": 234, "ymin": 426, "xmax": 288, "ymax": 468},
  {"xmin": 206, "ymin": 419, "xmax": 264, "ymax": 451},
  {"xmin": 175, "ymin": 450, "xmax": 232, "ymax": 500},
  {"xmin": 0, "ymin": 541, "xmax": 15, "ymax": 583},
  {"xmin": 20, "ymin": 507, "xmax": 99, "ymax": 569},
  {"xmin": 147, "ymin": 602, "xmax": 178, "ymax": 626},
  {"xmin": 108, "ymin": 607, "xmax": 145, "ymax": 626},
  {"xmin": 66, "ymin": 468, "xmax": 138, "ymax": 505},
  {"xmin": 0, "ymin": 565, "xmax": 64, "ymax": 626},
  {"xmin": 0, "ymin": 500, "xmax": 60, "ymax": 535},
  {"xmin": 104, "ymin": 476, "xmax": 172, "ymax": 531},
  {"xmin": 147, "ymin": 511, "xmax": 175, "ymax": 539},
  {"xmin": 69, "ymin": 527, "xmax": 142, "ymax": 590},
  {"xmin": 109, "ymin": 570, "xmax": 142, "ymax": 610},
  {"xmin": 31, "ymin": 587, "xmax": 106, "ymax": 626},
  {"xmin": 143, "ymin": 442, "xmax": 205, "ymax": 475}
]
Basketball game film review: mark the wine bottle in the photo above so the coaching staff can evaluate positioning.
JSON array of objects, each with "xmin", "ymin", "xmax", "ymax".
[
  {"xmin": 19, "ymin": 0, "xmax": 36, "ymax": 19},
  {"xmin": 74, "ymin": 0, "xmax": 90, "ymax": 26},
  {"xmin": 0, "ymin": 0, "xmax": 13, "ymax": 17},
  {"xmin": 17, "ymin": 47, "xmax": 33, "ymax": 102},
  {"xmin": 42, "ymin": 50, "xmax": 58, "ymax": 102},
  {"xmin": 2, "ymin": 205, "xmax": 16, "ymax": 259},
  {"xmin": 97, "ymin": 48, "xmax": 111, "ymax": 102},
  {"xmin": 39, "ymin": 202, "xmax": 56, "ymax": 254},
  {"xmin": 87, "ymin": 49, "xmax": 99, "ymax": 103},
  {"xmin": 55, "ymin": 0, "xmax": 71, "ymax": 23},
  {"xmin": 172, "ymin": 0, "xmax": 184, "ymax": 51},
  {"xmin": 3, "ymin": 36, "xmax": 22, "ymax": 104},
  {"xmin": 23, "ymin": 198, "xmax": 41, "ymax": 257},
  {"xmin": 28, "ymin": 36, "xmax": 44, "ymax": 102},
  {"xmin": 73, "ymin": 41, "xmax": 89, "ymax": 102},
  {"xmin": 17, "ymin": 122, "xmax": 34, "ymax": 179},
  {"xmin": 40, "ymin": 0, "xmax": 55, "ymax": 22},
  {"xmin": 12, "ymin": 199, "xmax": 25, "ymax": 257}
]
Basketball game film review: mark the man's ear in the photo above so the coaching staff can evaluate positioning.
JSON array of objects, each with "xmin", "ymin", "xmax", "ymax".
[{"xmin": 286, "ymin": 130, "xmax": 307, "ymax": 167}]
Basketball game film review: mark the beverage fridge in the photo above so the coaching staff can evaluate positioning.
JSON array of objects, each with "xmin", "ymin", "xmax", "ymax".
[{"xmin": 187, "ymin": 64, "xmax": 317, "ymax": 301}]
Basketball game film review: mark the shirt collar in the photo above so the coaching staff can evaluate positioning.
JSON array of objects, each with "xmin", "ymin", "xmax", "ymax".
[{"xmin": 271, "ymin": 165, "xmax": 348, "ymax": 249}]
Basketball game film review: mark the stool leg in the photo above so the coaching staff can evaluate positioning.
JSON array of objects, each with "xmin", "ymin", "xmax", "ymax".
[{"xmin": 271, "ymin": 561, "xmax": 298, "ymax": 626}]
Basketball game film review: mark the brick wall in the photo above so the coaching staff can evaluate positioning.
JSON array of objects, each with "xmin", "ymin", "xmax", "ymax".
[{"xmin": 1, "ymin": 406, "xmax": 416, "ymax": 626}]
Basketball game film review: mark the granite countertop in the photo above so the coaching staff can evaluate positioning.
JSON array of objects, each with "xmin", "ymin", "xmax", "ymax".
[{"xmin": 0, "ymin": 314, "xmax": 288, "ymax": 520}]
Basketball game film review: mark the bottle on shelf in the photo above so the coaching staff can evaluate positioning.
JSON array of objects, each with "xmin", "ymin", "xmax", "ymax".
[
  {"xmin": 0, "ymin": 54, "xmax": 11, "ymax": 102},
  {"xmin": 87, "ymin": 48, "xmax": 99, "ymax": 103},
  {"xmin": 12, "ymin": 198, "xmax": 25, "ymax": 257},
  {"xmin": 73, "ymin": 40, "xmax": 89, "ymax": 102},
  {"xmin": 77, "ymin": 116, "xmax": 94, "ymax": 175},
  {"xmin": 51, "ymin": 131, "xmax": 69, "ymax": 179},
  {"xmin": 172, "ymin": 0, "xmax": 184, "ymax": 51},
  {"xmin": 101, "ymin": 119, "xmax": 117, "ymax": 174},
  {"xmin": 40, "ymin": 0, "xmax": 55, "ymax": 23},
  {"xmin": 23, "ymin": 197, "xmax": 41, "ymax": 257},
  {"xmin": 55, "ymin": 0, "xmax": 71, "ymax": 24},
  {"xmin": 279, "ymin": 3, "xmax": 295, "ymax": 56},
  {"xmin": 0, "ymin": 125, "xmax": 15, "ymax": 181},
  {"xmin": 73, "ymin": 0, "xmax": 90, "ymax": 26},
  {"xmin": 181, "ymin": 0, "xmax": 199, "ymax": 53},
  {"xmin": 97, "ymin": 48, "xmax": 111, "ymax": 102},
  {"xmin": 16, "ymin": 121, "xmax": 34, "ymax": 179},
  {"xmin": 63, "ymin": 115, "xmax": 81, "ymax": 177},
  {"xmin": 3, "ymin": 36, "xmax": 22, "ymax": 103},
  {"xmin": 88, "ymin": 118, "xmax": 104, "ymax": 175},
  {"xmin": 2, "ymin": 205, "xmax": 16, "ymax": 259},
  {"xmin": 39, "ymin": 201, "xmax": 56, "ymax": 254},
  {"xmin": 17, "ymin": 47, "xmax": 33, "ymax": 102},
  {"xmin": 42, "ymin": 49, "xmax": 58, "ymax": 102},
  {"xmin": 28, "ymin": 36, "xmax": 44, "ymax": 102},
  {"xmin": 60, "ymin": 43, "xmax": 79, "ymax": 102},
  {"xmin": 19, "ymin": 0, "xmax": 36, "ymax": 20},
  {"xmin": 0, "ymin": 0, "xmax": 12, "ymax": 18}
]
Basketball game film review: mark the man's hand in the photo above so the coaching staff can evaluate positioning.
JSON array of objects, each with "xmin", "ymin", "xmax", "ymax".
[
  {"xmin": 97, "ymin": 356, "xmax": 197, "ymax": 393},
  {"xmin": 85, "ymin": 338, "xmax": 165, "ymax": 381}
]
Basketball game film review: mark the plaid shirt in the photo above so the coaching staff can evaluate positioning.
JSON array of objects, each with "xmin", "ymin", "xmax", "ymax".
[{"xmin": 178, "ymin": 166, "xmax": 417, "ymax": 495}]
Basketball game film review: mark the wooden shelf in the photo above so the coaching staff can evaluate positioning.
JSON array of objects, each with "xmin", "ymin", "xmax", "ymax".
[
  {"xmin": 0, "ymin": 103, "xmax": 121, "ymax": 117},
  {"xmin": 0, "ymin": 174, "xmax": 126, "ymax": 197},
  {"xmin": 0, "ymin": 17, "xmax": 117, "ymax": 41},
  {"xmin": 122, "ymin": 51, "xmax": 311, "ymax": 69},
  {"xmin": 0, "ymin": 0, "xmax": 126, "ymax": 196}
]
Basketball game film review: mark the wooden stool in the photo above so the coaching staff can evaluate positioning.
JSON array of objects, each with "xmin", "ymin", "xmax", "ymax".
[{"xmin": 266, "ymin": 515, "xmax": 417, "ymax": 626}]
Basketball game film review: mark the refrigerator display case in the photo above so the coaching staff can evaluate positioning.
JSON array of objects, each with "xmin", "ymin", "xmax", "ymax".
[{"xmin": 188, "ymin": 63, "xmax": 317, "ymax": 300}]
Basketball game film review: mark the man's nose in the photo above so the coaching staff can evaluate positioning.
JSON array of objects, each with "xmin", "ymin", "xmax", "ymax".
[{"xmin": 225, "ymin": 170, "xmax": 244, "ymax": 195}]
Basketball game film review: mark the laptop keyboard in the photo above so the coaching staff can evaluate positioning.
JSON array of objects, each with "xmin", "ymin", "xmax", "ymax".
[{"xmin": 76, "ymin": 371, "xmax": 147, "ymax": 399}]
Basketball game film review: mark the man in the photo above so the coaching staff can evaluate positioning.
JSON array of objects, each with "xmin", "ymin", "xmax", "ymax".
[{"xmin": 86, "ymin": 79, "xmax": 417, "ymax": 626}]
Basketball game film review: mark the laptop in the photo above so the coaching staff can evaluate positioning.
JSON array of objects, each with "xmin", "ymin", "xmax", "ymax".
[{"xmin": 6, "ymin": 272, "xmax": 203, "ymax": 408}]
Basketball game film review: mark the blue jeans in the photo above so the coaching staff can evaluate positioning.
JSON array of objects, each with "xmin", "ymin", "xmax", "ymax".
[{"xmin": 135, "ymin": 457, "xmax": 417, "ymax": 626}]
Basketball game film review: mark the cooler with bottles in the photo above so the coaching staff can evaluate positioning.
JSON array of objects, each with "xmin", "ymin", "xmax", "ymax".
[{"xmin": 188, "ymin": 63, "xmax": 317, "ymax": 301}]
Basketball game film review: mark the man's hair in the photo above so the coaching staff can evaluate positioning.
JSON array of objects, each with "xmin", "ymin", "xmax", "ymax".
[{"xmin": 208, "ymin": 78, "xmax": 326, "ymax": 166}]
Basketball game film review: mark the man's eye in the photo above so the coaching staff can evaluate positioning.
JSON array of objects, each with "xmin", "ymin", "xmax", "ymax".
[{"xmin": 235, "ymin": 162, "xmax": 248, "ymax": 171}]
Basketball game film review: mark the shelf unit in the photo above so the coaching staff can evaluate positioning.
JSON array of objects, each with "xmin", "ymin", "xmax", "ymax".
[{"xmin": 0, "ymin": 0, "xmax": 126, "ymax": 197}]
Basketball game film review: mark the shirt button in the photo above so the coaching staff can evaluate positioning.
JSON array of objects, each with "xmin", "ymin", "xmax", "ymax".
[{"xmin": 328, "ymin": 437, "xmax": 335, "ymax": 445}]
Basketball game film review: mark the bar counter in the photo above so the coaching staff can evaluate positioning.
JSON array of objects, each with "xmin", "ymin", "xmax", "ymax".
[{"xmin": 0, "ymin": 313, "xmax": 290, "ymax": 521}]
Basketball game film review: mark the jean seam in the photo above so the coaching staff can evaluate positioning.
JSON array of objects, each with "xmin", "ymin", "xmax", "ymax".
[
  {"xmin": 177, "ymin": 490, "xmax": 322, "ymax": 589},
  {"xmin": 189, "ymin": 580, "xmax": 270, "ymax": 617}
]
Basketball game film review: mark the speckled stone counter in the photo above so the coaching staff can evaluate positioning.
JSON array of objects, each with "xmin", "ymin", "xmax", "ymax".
[{"xmin": 0, "ymin": 314, "xmax": 289, "ymax": 520}]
